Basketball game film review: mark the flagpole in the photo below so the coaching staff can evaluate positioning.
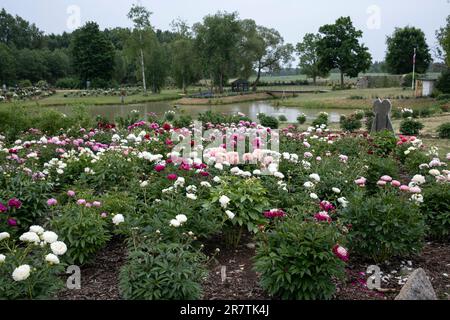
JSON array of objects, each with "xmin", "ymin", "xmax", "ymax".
[{"xmin": 412, "ymin": 48, "xmax": 416, "ymax": 92}]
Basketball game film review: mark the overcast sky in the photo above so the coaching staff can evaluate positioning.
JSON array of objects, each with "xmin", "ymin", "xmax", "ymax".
[{"xmin": 1, "ymin": 0, "xmax": 448, "ymax": 61}]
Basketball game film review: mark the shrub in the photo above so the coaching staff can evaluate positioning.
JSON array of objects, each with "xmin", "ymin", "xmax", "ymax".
[
  {"xmin": 436, "ymin": 69, "xmax": 450, "ymax": 94},
  {"xmin": 173, "ymin": 115, "xmax": 193, "ymax": 129},
  {"xmin": 278, "ymin": 115, "xmax": 288, "ymax": 122},
  {"xmin": 254, "ymin": 218, "xmax": 346, "ymax": 300},
  {"xmin": 0, "ymin": 226, "xmax": 67, "ymax": 299},
  {"xmin": 342, "ymin": 192, "xmax": 425, "ymax": 263},
  {"xmin": 297, "ymin": 114, "xmax": 307, "ymax": 125},
  {"xmin": 164, "ymin": 111, "xmax": 176, "ymax": 122},
  {"xmin": 437, "ymin": 123, "xmax": 450, "ymax": 139},
  {"xmin": 340, "ymin": 114, "xmax": 362, "ymax": 132},
  {"xmin": 312, "ymin": 112, "xmax": 329, "ymax": 127},
  {"xmin": 437, "ymin": 93, "xmax": 450, "ymax": 101},
  {"xmin": 18, "ymin": 80, "xmax": 32, "ymax": 88},
  {"xmin": 371, "ymin": 130, "xmax": 398, "ymax": 157},
  {"xmin": 55, "ymin": 77, "xmax": 80, "ymax": 89},
  {"xmin": 206, "ymin": 177, "xmax": 270, "ymax": 247},
  {"xmin": 400, "ymin": 119, "xmax": 424, "ymax": 136},
  {"xmin": 51, "ymin": 204, "xmax": 111, "ymax": 265},
  {"xmin": 421, "ymin": 183, "xmax": 450, "ymax": 241},
  {"xmin": 119, "ymin": 241, "xmax": 208, "ymax": 300},
  {"xmin": 365, "ymin": 110, "xmax": 374, "ymax": 131},
  {"xmin": 258, "ymin": 114, "xmax": 279, "ymax": 129},
  {"xmin": 365, "ymin": 156, "xmax": 399, "ymax": 194}
]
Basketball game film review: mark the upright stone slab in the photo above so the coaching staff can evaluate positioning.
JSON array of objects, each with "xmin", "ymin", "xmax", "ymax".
[
  {"xmin": 395, "ymin": 268, "xmax": 437, "ymax": 300},
  {"xmin": 371, "ymin": 99, "xmax": 394, "ymax": 133}
]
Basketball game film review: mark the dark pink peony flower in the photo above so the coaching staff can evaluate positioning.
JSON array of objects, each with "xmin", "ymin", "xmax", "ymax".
[
  {"xmin": 155, "ymin": 164, "xmax": 166, "ymax": 172},
  {"xmin": 314, "ymin": 211, "xmax": 332, "ymax": 223},
  {"xmin": 167, "ymin": 174, "xmax": 178, "ymax": 181},
  {"xmin": 8, "ymin": 198, "xmax": 22, "ymax": 209},
  {"xmin": 320, "ymin": 201, "xmax": 335, "ymax": 212},
  {"xmin": 7, "ymin": 218, "xmax": 18, "ymax": 226},
  {"xmin": 0, "ymin": 202, "xmax": 7, "ymax": 213},
  {"xmin": 333, "ymin": 245, "xmax": 349, "ymax": 262},
  {"xmin": 264, "ymin": 209, "xmax": 286, "ymax": 219}
]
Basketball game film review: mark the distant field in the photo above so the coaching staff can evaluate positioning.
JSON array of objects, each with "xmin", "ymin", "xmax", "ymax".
[{"xmin": 250, "ymin": 72, "xmax": 442, "ymax": 84}]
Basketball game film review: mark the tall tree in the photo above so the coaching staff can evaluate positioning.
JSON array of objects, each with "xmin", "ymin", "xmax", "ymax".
[
  {"xmin": 127, "ymin": 4, "xmax": 153, "ymax": 92},
  {"xmin": 0, "ymin": 43, "xmax": 15, "ymax": 84},
  {"xmin": 297, "ymin": 33, "xmax": 328, "ymax": 85},
  {"xmin": 241, "ymin": 21, "xmax": 294, "ymax": 91},
  {"xmin": 317, "ymin": 17, "xmax": 372, "ymax": 88},
  {"xmin": 170, "ymin": 20, "xmax": 200, "ymax": 93},
  {"xmin": 70, "ymin": 22, "xmax": 115, "ymax": 86},
  {"xmin": 194, "ymin": 12, "xmax": 242, "ymax": 93},
  {"xmin": 436, "ymin": 15, "xmax": 450, "ymax": 67},
  {"xmin": 385, "ymin": 26, "xmax": 432, "ymax": 74},
  {"xmin": 0, "ymin": 8, "xmax": 44, "ymax": 49}
]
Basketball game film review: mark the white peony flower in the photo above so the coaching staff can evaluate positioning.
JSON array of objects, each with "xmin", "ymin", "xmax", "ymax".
[
  {"xmin": 50, "ymin": 241, "xmax": 67, "ymax": 256},
  {"xmin": 41, "ymin": 231, "xmax": 58, "ymax": 244},
  {"xmin": 225, "ymin": 210, "xmax": 235, "ymax": 220},
  {"xmin": 411, "ymin": 175, "xmax": 426, "ymax": 185},
  {"xmin": 19, "ymin": 232, "xmax": 41, "ymax": 244},
  {"xmin": 219, "ymin": 195, "xmax": 231, "ymax": 208},
  {"xmin": 0, "ymin": 254, "xmax": 5, "ymax": 263},
  {"xmin": 140, "ymin": 181, "xmax": 149, "ymax": 188},
  {"xmin": 274, "ymin": 172, "xmax": 285, "ymax": 179},
  {"xmin": 253, "ymin": 169, "xmax": 262, "ymax": 175},
  {"xmin": 170, "ymin": 219, "xmax": 181, "ymax": 227},
  {"xmin": 45, "ymin": 253, "xmax": 60, "ymax": 265},
  {"xmin": 176, "ymin": 214, "xmax": 188, "ymax": 224},
  {"xmin": 309, "ymin": 173, "xmax": 321, "ymax": 182},
  {"xmin": 429, "ymin": 169, "xmax": 440, "ymax": 177},
  {"xmin": 29, "ymin": 226, "xmax": 44, "ymax": 235},
  {"xmin": 112, "ymin": 214, "xmax": 125, "ymax": 226},
  {"xmin": 310, "ymin": 193, "xmax": 319, "ymax": 200},
  {"xmin": 200, "ymin": 181, "xmax": 211, "ymax": 188},
  {"xmin": 12, "ymin": 265, "xmax": 31, "ymax": 281},
  {"xmin": 304, "ymin": 181, "xmax": 314, "ymax": 189},
  {"xmin": 332, "ymin": 187, "xmax": 341, "ymax": 194},
  {"xmin": 214, "ymin": 163, "xmax": 224, "ymax": 171},
  {"xmin": 338, "ymin": 197, "xmax": 349, "ymax": 208},
  {"xmin": 186, "ymin": 193, "xmax": 197, "ymax": 200},
  {"xmin": 0, "ymin": 232, "xmax": 10, "ymax": 241},
  {"xmin": 213, "ymin": 176, "xmax": 222, "ymax": 183}
]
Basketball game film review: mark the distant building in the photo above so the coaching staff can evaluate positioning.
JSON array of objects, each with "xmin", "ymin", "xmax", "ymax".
[
  {"xmin": 231, "ymin": 79, "xmax": 250, "ymax": 92},
  {"xmin": 415, "ymin": 78, "xmax": 436, "ymax": 97}
]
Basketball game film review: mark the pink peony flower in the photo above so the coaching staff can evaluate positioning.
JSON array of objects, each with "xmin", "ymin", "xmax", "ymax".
[
  {"xmin": 399, "ymin": 185, "xmax": 410, "ymax": 192},
  {"xmin": 314, "ymin": 211, "xmax": 332, "ymax": 223},
  {"xmin": 8, "ymin": 198, "xmax": 22, "ymax": 209},
  {"xmin": 76, "ymin": 199, "xmax": 87, "ymax": 206},
  {"xmin": 101, "ymin": 212, "xmax": 108, "ymax": 218},
  {"xmin": 377, "ymin": 180, "xmax": 387, "ymax": 186},
  {"xmin": 333, "ymin": 245, "xmax": 349, "ymax": 262},
  {"xmin": 92, "ymin": 201, "xmax": 102, "ymax": 208},
  {"xmin": 167, "ymin": 174, "xmax": 178, "ymax": 181},
  {"xmin": 409, "ymin": 186, "xmax": 422, "ymax": 194},
  {"xmin": 320, "ymin": 201, "xmax": 335, "ymax": 212},
  {"xmin": 355, "ymin": 177, "xmax": 367, "ymax": 186},
  {"xmin": 47, "ymin": 198, "xmax": 58, "ymax": 206},
  {"xmin": 391, "ymin": 180, "xmax": 401, "ymax": 187},
  {"xmin": 264, "ymin": 209, "xmax": 286, "ymax": 219},
  {"xmin": 380, "ymin": 175, "xmax": 393, "ymax": 182},
  {"xmin": 85, "ymin": 202, "xmax": 92, "ymax": 208},
  {"xmin": 7, "ymin": 218, "xmax": 18, "ymax": 226},
  {"xmin": 67, "ymin": 190, "xmax": 76, "ymax": 197}
]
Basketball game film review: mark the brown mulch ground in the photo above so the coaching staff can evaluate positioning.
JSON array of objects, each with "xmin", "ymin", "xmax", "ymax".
[
  {"xmin": 57, "ymin": 238, "xmax": 127, "ymax": 300},
  {"xmin": 57, "ymin": 236, "xmax": 450, "ymax": 300}
]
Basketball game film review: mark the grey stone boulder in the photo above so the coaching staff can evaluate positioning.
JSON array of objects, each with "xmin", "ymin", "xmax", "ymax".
[{"xmin": 395, "ymin": 268, "xmax": 437, "ymax": 300}]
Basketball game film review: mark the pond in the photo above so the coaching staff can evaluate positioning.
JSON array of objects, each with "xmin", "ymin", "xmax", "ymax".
[{"xmin": 54, "ymin": 101, "xmax": 355, "ymax": 124}]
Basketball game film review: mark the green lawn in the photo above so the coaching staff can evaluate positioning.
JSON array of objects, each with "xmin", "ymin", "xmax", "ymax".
[
  {"xmin": 2, "ymin": 89, "xmax": 187, "ymax": 107},
  {"xmin": 280, "ymin": 87, "xmax": 439, "ymax": 110}
]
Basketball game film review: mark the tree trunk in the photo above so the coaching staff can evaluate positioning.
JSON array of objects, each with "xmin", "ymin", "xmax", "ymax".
[
  {"xmin": 139, "ymin": 32, "xmax": 147, "ymax": 93},
  {"xmin": 182, "ymin": 78, "xmax": 186, "ymax": 94},
  {"xmin": 219, "ymin": 73, "xmax": 223, "ymax": 94},
  {"xmin": 253, "ymin": 64, "xmax": 262, "ymax": 92},
  {"xmin": 313, "ymin": 75, "xmax": 317, "ymax": 85},
  {"xmin": 340, "ymin": 71, "xmax": 344, "ymax": 89}
]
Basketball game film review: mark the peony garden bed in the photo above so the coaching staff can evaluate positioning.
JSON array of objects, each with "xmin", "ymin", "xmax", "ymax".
[{"xmin": 0, "ymin": 110, "xmax": 449, "ymax": 300}]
